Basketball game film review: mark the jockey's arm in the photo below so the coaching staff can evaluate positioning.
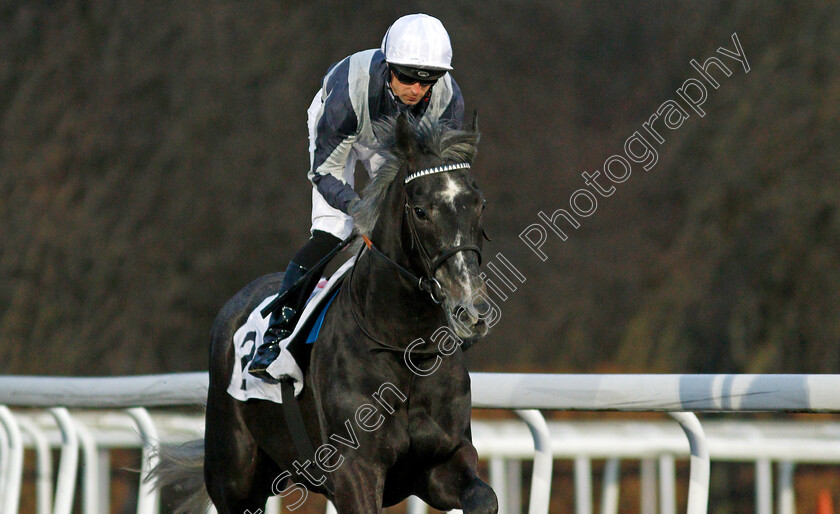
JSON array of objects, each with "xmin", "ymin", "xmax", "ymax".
[
  {"xmin": 307, "ymin": 87, "xmax": 361, "ymax": 215},
  {"xmin": 440, "ymin": 75, "xmax": 466, "ymax": 130},
  {"xmin": 309, "ymin": 141, "xmax": 359, "ymax": 214}
]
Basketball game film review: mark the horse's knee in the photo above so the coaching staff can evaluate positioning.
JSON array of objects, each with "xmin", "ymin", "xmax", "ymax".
[{"xmin": 462, "ymin": 478, "xmax": 498, "ymax": 514}]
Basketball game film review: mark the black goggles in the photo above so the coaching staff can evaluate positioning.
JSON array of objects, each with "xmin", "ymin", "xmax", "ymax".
[{"xmin": 389, "ymin": 65, "xmax": 444, "ymax": 86}]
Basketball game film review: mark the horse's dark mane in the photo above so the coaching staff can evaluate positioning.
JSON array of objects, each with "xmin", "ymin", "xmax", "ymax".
[{"xmin": 353, "ymin": 117, "xmax": 479, "ymax": 237}]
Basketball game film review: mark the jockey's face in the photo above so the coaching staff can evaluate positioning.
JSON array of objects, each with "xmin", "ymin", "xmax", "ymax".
[{"xmin": 390, "ymin": 71, "xmax": 433, "ymax": 105}]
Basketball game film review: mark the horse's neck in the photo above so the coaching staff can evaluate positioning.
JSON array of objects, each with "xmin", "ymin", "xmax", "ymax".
[{"xmin": 351, "ymin": 249, "xmax": 445, "ymax": 342}]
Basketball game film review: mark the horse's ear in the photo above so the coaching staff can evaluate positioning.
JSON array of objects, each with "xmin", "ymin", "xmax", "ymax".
[
  {"xmin": 395, "ymin": 112, "xmax": 419, "ymax": 162},
  {"xmin": 470, "ymin": 110, "xmax": 479, "ymax": 132}
]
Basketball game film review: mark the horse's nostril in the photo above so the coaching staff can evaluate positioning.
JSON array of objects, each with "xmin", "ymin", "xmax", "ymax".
[
  {"xmin": 454, "ymin": 306, "xmax": 467, "ymax": 321},
  {"xmin": 454, "ymin": 305, "xmax": 480, "ymax": 327}
]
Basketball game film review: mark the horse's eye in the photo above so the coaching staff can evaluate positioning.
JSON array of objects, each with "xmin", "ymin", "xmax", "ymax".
[{"xmin": 413, "ymin": 207, "xmax": 428, "ymax": 220}]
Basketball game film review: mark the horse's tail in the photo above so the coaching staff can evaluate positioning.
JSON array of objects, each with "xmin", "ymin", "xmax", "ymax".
[{"xmin": 148, "ymin": 439, "xmax": 211, "ymax": 514}]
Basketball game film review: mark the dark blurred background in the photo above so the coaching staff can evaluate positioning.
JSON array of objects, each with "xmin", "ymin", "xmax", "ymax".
[{"xmin": 1, "ymin": 0, "xmax": 838, "ymax": 378}]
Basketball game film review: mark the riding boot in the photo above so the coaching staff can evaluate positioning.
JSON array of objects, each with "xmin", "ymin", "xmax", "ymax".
[{"xmin": 249, "ymin": 262, "xmax": 308, "ymax": 380}]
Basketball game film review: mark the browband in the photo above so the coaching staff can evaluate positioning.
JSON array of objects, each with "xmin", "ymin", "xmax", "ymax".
[{"xmin": 404, "ymin": 163, "xmax": 471, "ymax": 184}]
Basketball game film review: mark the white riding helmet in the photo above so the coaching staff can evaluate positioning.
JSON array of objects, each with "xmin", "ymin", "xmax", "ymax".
[{"xmin": 381, "ymin": 14, "xmax": 453, "ymax": 74}]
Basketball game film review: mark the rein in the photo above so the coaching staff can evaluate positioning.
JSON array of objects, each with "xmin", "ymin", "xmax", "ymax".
[
  {"xmin": 349, "ymin": 234, "xmax": 479, "ymax": 355},
  {"xmin": 347, "ymin": 159, "xmax": 482, "ymax": 353},
  {"xmin": 360, "ymin": 233, "xmax": 443, "ymax": 304},
  {"xmin": 347, "ymin": 242, "xmax": 440, "ymax": 355}
]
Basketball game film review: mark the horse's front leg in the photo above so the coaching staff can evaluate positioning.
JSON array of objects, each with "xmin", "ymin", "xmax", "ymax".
[
  {"xmin": 419, "ymin": 441, "xmax": 498, "ymax": 514},
  {"xmin": 331, "ymin": 457, "xmax": 387, "ymax": 513}
]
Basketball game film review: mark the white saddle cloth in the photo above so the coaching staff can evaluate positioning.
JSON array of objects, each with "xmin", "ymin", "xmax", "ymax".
[{"xmin": 226, "ymin": 257, "xmax": 355, "ymax": 403}]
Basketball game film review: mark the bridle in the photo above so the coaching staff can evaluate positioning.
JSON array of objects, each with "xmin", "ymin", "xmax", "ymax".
[
  {"xmin": 358, "ymin": 161, "xmax": 483, "ymax": 303},
  {"xmin": 402, "ymin": 196, "xmax": 482, "ymax": 303},
  {"xmin": 349, "ymin": 206, "xmax": 481, "ymax": 355},
  {"xmin": 347, "ymin": 161, "xmax": 483, "ymax": 353},
  {"xmin": 361, "ymin": 222, "xmax": 481, "ymax": 305}
]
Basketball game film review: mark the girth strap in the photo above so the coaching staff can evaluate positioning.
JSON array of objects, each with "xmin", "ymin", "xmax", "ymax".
[{"xmin": 280, "ymin": 380, "xmax": 335, "ymax": 495}]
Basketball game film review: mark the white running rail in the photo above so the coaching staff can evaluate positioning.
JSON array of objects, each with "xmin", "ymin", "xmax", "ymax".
[{"xmin": 1, "ymin": 373, "xmax": 839, "ymax": 513}]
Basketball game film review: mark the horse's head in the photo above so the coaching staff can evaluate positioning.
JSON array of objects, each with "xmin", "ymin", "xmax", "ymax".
[{"xmin": 355, "ymin": 114, "xmax": 491, "ymax": 346}]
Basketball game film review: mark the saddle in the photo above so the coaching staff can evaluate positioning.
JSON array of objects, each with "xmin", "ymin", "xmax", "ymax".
[
  {"xmin": 278, "ymin": 275, "xmax": 344, "ymax": 377},
  {"xmin": 227, "ymin": 257, "xmax": 355, "ymax": 404}
]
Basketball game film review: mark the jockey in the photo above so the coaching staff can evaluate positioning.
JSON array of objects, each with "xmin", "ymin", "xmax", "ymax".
[{"xmin": 250, "ymin": 13, "xmax": 465, "ymax": 379}]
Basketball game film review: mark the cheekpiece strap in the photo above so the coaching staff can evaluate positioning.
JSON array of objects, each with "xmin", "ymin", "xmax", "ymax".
[{"xmin": 404, "ymin": 163, "xmax": 471, "ymax": 184}]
